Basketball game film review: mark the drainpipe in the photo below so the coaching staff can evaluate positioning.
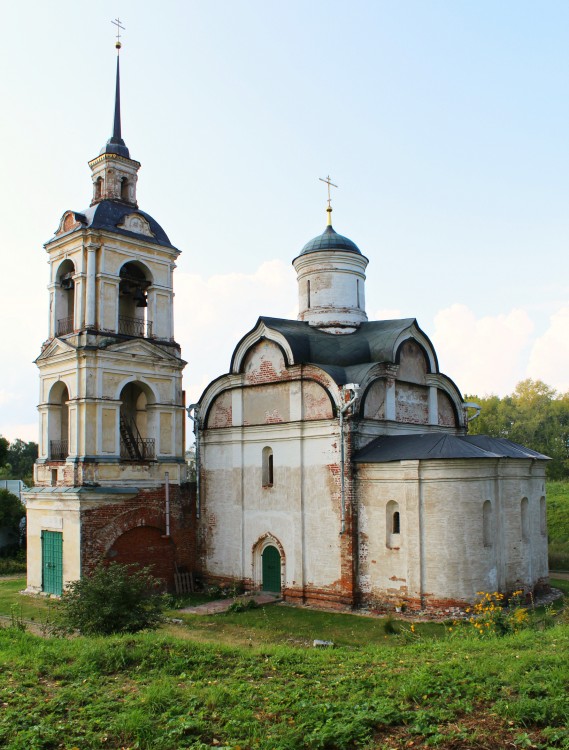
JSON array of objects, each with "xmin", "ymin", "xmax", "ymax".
[
  {"xmin": 164, "ymin": 471, "xmax": 170, "ymax": 537},
  {"xmin": 339, "ymin": 383, "xmax": 360, "ymax": 535},
  {"xmin": 186, "ymin": 403, "xmax": 200, "ymax": 519}
]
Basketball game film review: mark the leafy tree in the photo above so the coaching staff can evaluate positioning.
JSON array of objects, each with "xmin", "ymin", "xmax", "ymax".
[
  {"xmin": 0, "ymin": 437, "xmax": 9, "ymax": 467},
  {"xmin": 5, "ymin": 440, "xmax": 38, "ymax": 483},
  {"xmin": 0, "ymin": 489, "xmax": 25, "ymax": 533},
  {"xmin": 466, "ymin": 379, "xmax": 569, "ymax": 479},
  {"xmin": 57, "ymin": 563, "xmax": 167, "ymax": 635}
]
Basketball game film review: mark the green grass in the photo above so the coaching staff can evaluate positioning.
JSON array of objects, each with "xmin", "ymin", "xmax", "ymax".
[
  {"xmin": 1, "ymin": 618, "xmax": 568, "ymax": 749},
  {"xmin": 547, "ymin": 481, "xmax": 569, "ymax": 570}
]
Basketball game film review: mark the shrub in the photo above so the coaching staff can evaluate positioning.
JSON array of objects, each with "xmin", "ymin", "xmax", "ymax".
[{"xmin": 57, "ymin": 563, "xmax": 167, "ymax": 635}]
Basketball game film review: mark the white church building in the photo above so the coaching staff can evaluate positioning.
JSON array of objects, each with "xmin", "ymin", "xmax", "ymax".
[{"xmin": 197, "ymin": 202, "xmax": 550, "ymax": 610}]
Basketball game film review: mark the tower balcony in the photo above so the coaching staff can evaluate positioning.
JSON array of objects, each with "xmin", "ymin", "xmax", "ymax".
[
  {"xmin": 57, "ymin": 316, "xmax": 74, "ymax": 336},
  {"xmin": 118, "ymin": 315, "xmax": 153, "ymax": 338},
  {"xmin": 49, "ymin": 440, "xmax": 69, "ymax": 461}
]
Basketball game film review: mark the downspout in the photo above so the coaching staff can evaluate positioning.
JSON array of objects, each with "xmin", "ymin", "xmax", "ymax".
[
  {"xmin": 339, "ymin": 384, "xmax": 360, "ymax": 535},
  {"xmin": 186, "ymin": 404, "xmax": 201, "ymax": 519},
  {"xmin": 164, "ymin": 471, "xmax": 170, "ymax": 537}
]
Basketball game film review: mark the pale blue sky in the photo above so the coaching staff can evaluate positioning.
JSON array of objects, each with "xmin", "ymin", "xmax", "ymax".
[{"xmin": 0, "ymin": 1, "xmax": 567, "ymax": 442}]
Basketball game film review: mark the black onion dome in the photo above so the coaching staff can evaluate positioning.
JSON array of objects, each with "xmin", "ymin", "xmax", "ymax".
[{"xmin": 300, "ymin": 224, "xmax": 362, "ymax": 256}]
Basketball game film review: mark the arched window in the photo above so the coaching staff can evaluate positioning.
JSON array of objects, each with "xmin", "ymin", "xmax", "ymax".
[
  {"xmin": 540, "ymin": 496, "xmax": 546, "ymax": 536},
  {"xmin": 483, "ymin": 500, "xmax": 493, "ymax": 547},
  {"xmin": 94, "ymin": 176, "xmax": 103, "ymax": 201},
  {"xmin": 262, "ymin": 447, "xmax": 274, "ymax": 487},
  {"xmin": 118, "ymin": 262, "xmax": 151, "ymax": 338},
  {"xmin": 119, "ymin": 381, "xmax": 155, "ymax": 461},
  {"xmin": 55, "ymin": 259, "xmax": 75, "ymax": 336},
  {"xmin": 120, "ymin": 177, "xmax": 129, "ymax": 202},
  {"xmin": 521, "ymin": 497, "xmax": 529, "ymax": 542},
  {"xmin": 386, "ymin": 500, "xmax": 400, "ymax": 548},
  {"xmin": 307, "ymin": 280, "xmax": 311, "ymax": 309}
]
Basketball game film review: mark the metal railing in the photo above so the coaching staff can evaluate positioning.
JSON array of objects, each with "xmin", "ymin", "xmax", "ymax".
[
  {"xmin": 120, "ymin": 437, "xmax": 155, "ymax": 461},
  {"xmin": 50, "ymin": 440, "xmax": 68, "ymax": 460},
  {"xmin": 118, "ymin": 315, "xmax": 153, "ymax": 338},
  {"xmin": 57, "ymin": 316, "xmax": 74, "ymax": 336}
]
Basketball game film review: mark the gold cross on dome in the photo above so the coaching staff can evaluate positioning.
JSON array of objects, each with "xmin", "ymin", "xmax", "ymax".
[
  {"xmin": 112, "ymin": 18, "xmax": 125, "ymax": 47},
  {"xmin": 319, "ymin": 175, "xmax": 338, "ymax": 208}
]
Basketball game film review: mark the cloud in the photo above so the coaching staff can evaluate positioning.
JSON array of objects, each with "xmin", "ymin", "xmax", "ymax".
[
  {"xmin": 526, "ymin": 306, "xmax": 569, "ymax": 394},
  {"xmin": 431, "ymin": 304, "xmax": 534, "ymax": 396},
  {"xmin": 175, "ymin": 260, "xmax": 297, "ymax": 402}
]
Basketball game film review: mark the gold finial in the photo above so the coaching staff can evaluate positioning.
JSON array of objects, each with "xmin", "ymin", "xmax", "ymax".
[
  {"xmin": 112, "ymin": 17, "xmax": 125, "ymax": 51},
  {"xmin": 319, "ymin": 175, "xmax": 338, "ymax": 226}
]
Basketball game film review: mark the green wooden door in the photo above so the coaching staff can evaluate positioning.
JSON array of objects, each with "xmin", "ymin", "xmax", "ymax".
[
  {"xmin": 262, "ymin": 545, "xmax": 281, "ymax": 593},
  {"xmin": 42, "ymin": 531, "xmax": 63, "ymax": 596}
]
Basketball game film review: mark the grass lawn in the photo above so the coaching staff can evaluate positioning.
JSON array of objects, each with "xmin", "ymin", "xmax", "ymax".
[{"xmin": 0, "ymin": 579, "xmax": 568, "ymax": 749}]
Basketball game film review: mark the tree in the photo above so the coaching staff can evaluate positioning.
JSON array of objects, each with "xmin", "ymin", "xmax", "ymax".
[
  {"xmin": 2, "ymin": 439, "xmax": 38, "ymax": 484},
  {"xmin": 0, "ymin": 437, "xmax": 9, "ymax": 468},
  {"xmin": 0, "ymin": 489, "xmax": 25, "ymax": 536},
  {"xmin": 466, "ymin": 379, "xmax": 569, "ymax": 479},
  {"xmin": 57, "ymin": 563, "xmax": 167, "ymax": 635}
]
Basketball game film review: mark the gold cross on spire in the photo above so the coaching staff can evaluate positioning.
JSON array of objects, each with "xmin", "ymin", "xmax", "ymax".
[
  {"xmin": 112, "ymin": 18, "xmax": 125, "ymax": 51},
  {"xmin": 319, "ymin": 175, "xmax": 338, "ymax": 225}
]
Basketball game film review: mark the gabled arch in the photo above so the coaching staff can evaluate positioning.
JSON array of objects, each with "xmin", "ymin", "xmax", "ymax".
[{"xmin": 231, "ymin": 320, "xmax": 296, "ymax": 374}]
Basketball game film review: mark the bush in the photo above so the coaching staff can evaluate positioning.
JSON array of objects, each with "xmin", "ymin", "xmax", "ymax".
[{"xmin": 57, "ymin": 563, "xmax": 167, "ymax": 635}]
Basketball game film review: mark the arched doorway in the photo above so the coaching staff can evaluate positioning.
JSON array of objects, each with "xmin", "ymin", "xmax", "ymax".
[
  {"xmin": 106, "ymin": 526, "xmax": 175, "ymax": 591},
  {"xmin": 48, "ymin": 381, "xmax": 70, "ymax": 460},
  {"xmin": 119, "ymin": 381, "xmax": 155, "ymax": 460},
  {"xmin": 262, "ymin": 545, "xmax": 281, "ymax": 593},
  {"xmin": 118, "ymin": 261, "xmax": 151, "ymax": 338},
  {"xmin": 55, "ymin": 259, "xmax": 75, "ymax": 336}
]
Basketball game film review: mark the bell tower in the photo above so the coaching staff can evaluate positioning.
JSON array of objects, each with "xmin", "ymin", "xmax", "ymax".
[{"xmin": 25, "ymin": 31, "xmax": 194, "ymax": 595}]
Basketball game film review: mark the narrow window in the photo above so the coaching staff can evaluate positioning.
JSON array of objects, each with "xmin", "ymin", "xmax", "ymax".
[
  {"xmin": 51, "ymin": 469, "xmax": 58, "ymax": 486},
  {"xmin": 540, "ymin": 496, "xmax": 546, "ymax": 536},
  {"xmin": 95, "ymin": 176, "xmax": 103, "ymax": 200},
  {"xmin": 356, "ymin": 279, "xmax": 360, "ymax": 309},
  {"xmin": 268, "ymin": 453, "xmax": 274, "ymax": 486},
  {"xmin": 386, "ymin": 500, "xmax": 400, "ymax": 548},
  {"xmin": 307, "ymin": 280, "xmax": 311, "ymax": 309},
  {"xmin": 121, "ymin": 178, "xmax": 129, "ymax": 202},
  {"xmin": 483, "ymin": 500, "xmax": 492, "ymax": 547},
  {"xmin": 521, "ymin": 497, "xmax": 529, "ymax": 542},
  {"xmin": 392, "ymin": 511, "xmax": 400, "ymax": 534},
  {"xmin": 262, "ymin": 447, "xmax": 274, "ymax": 487}
]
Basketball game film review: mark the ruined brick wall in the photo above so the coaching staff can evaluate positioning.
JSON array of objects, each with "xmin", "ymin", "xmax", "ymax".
[{"xmin": 80, "ymin": 482, "xmax": 197, "ymax": 591}]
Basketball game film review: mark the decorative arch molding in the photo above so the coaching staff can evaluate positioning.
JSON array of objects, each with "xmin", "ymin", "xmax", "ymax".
[
  {"xmin": 231, "ymin": 321, "xmax": 296, "ymax": 374},
  {"xmin": 113, "ymin": 376, "xmax": 159, "ymax": 404},
  {"xmin": 47, "ymin": 378, "xmax": 74, "ymax": 403},
  {"xmin": 118, "ymin": 258, "xmax": 154, "ymax": 285},
  {"xmin": 251, "ymin": 532, "xmax": 286, "ymax": 591},
  {"xmin": 394, "ymin": 332, "xmax": 438, "ymax": 374},
  {"xmin": 96, "ymin": 506, "xmax": 166, "ymax": 560}
]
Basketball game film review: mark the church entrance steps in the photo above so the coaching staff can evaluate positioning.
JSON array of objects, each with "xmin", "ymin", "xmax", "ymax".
[{"xmin": 178, "ymin": 593, "xmax": 281, "ymax": 615}]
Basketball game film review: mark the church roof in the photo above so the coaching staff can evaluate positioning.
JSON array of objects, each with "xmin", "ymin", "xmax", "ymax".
[
  {"xmin": 52, "ymin": 201, "xmax": 176, "ymax": 249},
  {"xmin": 353, "ymin": 433, "xmax": 550, "ymax": 463},
  {"xmin": 298, "ymin": 224, "xmax": 362, "ymax": 256},
  {"xmin": 235, "ymin": 316, "xmax": 430, "ymax": 385}
]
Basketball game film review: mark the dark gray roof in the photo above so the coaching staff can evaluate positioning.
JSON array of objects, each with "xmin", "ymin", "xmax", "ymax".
[
  {"xmin": 354, "ymin": 433, "xmax": 550, "ymax": 463},
  {"xmin": 233, "ymin": 316, "xmax": 432, "ymax": 385},
  {"xmin": 52, "ymin": 201, "xmax": 175, "ymax": 249},
  {"xmin": 298, "ymin": 224, "xmax": 363, "ymax": 256}
]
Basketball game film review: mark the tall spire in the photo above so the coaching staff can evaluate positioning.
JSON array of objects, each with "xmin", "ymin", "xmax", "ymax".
[{"xmin": 100, "ymin": 19, "xmax": 130, "ymax": 158}]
